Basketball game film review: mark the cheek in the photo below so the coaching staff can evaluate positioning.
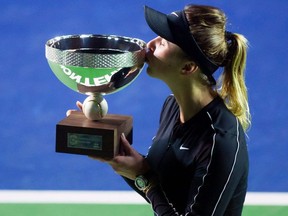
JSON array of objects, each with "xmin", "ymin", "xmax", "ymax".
[
  {"xmin": 153, "ymin": 49, "xmax": 177, "ymax": 68},
  {"xmin": 146, "ymin": 57, "xmax": 177, "ymax": 79},
  {"xmin": 146, "ymin": 46, "xmax": 184, "ymax": 76}
]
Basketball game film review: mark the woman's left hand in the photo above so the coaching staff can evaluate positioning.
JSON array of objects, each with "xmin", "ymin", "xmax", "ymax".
[{"xmin": 90, "ymin": 133, "xmax": 150, "ymax": 180}]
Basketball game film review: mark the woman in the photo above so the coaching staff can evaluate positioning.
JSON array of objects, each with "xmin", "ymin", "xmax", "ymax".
[{"xmin": 76, "ymin": 4, "xmax": 251, "ymax": 216}]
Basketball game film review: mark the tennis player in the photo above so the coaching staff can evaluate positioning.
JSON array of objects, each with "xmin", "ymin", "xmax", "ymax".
[{"xmin": 78, "ymin": 4, "xmax": 251, "ymax": 216}]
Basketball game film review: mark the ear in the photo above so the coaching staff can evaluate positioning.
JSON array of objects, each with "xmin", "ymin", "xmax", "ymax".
[{"xmin": 181, "ymin": 62, "xmax": 198, "ymax": 75}]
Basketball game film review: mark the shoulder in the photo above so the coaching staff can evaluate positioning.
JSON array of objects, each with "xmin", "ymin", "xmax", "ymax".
[
  {"xmin": 211, "ymin": 113, "xmax": 248, "ymax": 171},
  {"xmin": 162, "ymin": 94, "xmax": 176, "ymax": 110},
  {"xmin": 204, "ymin": 98, "xmax": 248, "ymax": 159},
  {"xmin": 159, "ymin": 94, "xmax": 178, "ymax": 123},
  {"xmin": 206, "ymin": 97, "xmax": 242, "ymax": 134}
]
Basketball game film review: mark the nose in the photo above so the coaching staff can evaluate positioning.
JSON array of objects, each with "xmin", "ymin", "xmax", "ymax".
[{"xmin": 147, "ymin": 36, "xmax": 160, "ymax": 52}]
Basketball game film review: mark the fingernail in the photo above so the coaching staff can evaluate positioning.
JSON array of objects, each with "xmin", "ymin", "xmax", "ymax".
[
  {"xmin": 66, "ymin": 110, "xmax": 71, "ymax": 116},
  {"xmin": 121, "ymin": 133, "xmax": 126, "ymax": 138}
]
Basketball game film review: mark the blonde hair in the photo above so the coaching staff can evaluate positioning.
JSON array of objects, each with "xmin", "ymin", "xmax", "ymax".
[
  {"xmin": 185, "ymin": 5, "xmax": 251, "ymax": 131},
  {"xmin": 219, "ymin": 33, "xmax": 251, "ymax": 131}
]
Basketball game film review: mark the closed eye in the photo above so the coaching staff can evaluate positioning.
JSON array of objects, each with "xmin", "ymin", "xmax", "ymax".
[{"xmin": 160, "ymin": 38, "xmax": 167, "ymax": 46}]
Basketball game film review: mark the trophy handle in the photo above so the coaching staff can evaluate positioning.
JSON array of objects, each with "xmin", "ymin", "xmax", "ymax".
[{"xmin": 82, "ymin": 94, "xmax": 108, "ymax": 120}]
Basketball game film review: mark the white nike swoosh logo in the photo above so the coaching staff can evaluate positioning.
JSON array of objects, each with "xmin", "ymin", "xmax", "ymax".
[{"xmin": 180, "ymin": 144, "xmax": 189, "ymax": 150}]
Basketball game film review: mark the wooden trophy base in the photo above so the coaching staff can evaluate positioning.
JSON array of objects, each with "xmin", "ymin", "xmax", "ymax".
[{"xmin": 56, "ymin": 111, "xmax": 133, "ymax": 159}]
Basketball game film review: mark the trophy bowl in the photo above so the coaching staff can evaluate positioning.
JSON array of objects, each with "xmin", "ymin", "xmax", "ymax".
[
  {"xmin": 45, "ymin": 34, "xmax": 146, "ymax": 95},
  {"xmin": 45, "ymin": 35, "xmax": 146, "ymax": 158}
]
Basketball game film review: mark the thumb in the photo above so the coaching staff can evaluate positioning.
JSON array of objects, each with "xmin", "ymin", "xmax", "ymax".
[{"xmin": 120, "ymin": 133, "xmax": 134, "ymax": 154}]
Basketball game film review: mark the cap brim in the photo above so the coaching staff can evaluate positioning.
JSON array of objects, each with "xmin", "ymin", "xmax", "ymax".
[{"xmin": 144, "ymin": 6, "xmax": 175, "ymax": 43}]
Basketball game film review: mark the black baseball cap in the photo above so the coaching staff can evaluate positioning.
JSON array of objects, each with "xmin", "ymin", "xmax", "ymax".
[{"xmin": 144, "ymin": 5, "xmax": 218, "ymax": 84}]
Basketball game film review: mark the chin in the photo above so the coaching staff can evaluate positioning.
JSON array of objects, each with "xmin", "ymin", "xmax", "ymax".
[{"xmin": 146, "ymin": 67, "xmax": 155, "ymax": 77}]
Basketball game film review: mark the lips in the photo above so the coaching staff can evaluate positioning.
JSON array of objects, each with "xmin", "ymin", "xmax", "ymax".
[{"xmin": 144, "ymin": 48, "xmax": 151, "ymax": 63}]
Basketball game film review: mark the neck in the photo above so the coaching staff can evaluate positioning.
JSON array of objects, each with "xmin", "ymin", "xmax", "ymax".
[{"xmin": 171, "ymin": 84, "xmax": 217, "ymax": 123}]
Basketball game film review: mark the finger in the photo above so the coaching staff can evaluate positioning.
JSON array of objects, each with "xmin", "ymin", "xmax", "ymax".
[
  {"xmin": 66, "ymin": 109, "xmax": 77, "ymax": 116},
  {"xmin": 118, "ymin": 142, "xmax": 126, "ymax": 156},
  {"xmin": 120, "ymin": 133, "xmax": 133, "ymax": 154},
  {"xmin": 110, "ymin": 155, "xmax": 127, "ymax": 167},
  {"xmin": 76, "ymin": 101, "xmax": 83, "ymax": 111}
]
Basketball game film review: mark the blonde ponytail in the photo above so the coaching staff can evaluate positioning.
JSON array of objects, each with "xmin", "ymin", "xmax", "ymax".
[
  {"xmin": 217, "ymin": 33, "xmax": 251, "ymax": 131},
  {"xmin": 183, "ymin": 5, "xmax": 251, "ymax": 131}
]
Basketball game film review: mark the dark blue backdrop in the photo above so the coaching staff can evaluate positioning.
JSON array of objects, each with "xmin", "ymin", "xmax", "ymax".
[{"xmin": 0, "ymin": 0, "xmax": 287, "ymax": 192}]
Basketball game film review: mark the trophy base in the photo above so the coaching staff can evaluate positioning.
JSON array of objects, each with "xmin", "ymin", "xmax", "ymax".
[{"xmin": 56, "ymin": 111, "xmax": 133, "ymax": 159}]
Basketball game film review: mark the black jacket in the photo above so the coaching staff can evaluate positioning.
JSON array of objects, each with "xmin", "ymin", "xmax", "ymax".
[{"xmin": 125, "ymin": 95, "xmax": 249, "ymax": 216}]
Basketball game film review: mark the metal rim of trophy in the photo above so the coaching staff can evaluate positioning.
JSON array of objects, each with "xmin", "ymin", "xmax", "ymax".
[{"xmin": 45, "ymin": 34, "xmax": 147, "ymax": 68}]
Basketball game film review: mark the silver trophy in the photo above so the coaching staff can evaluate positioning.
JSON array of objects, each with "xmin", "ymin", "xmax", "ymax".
[{"xmin": 45, "ymin": 34, "xmax": 146, "ymax": 158}]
